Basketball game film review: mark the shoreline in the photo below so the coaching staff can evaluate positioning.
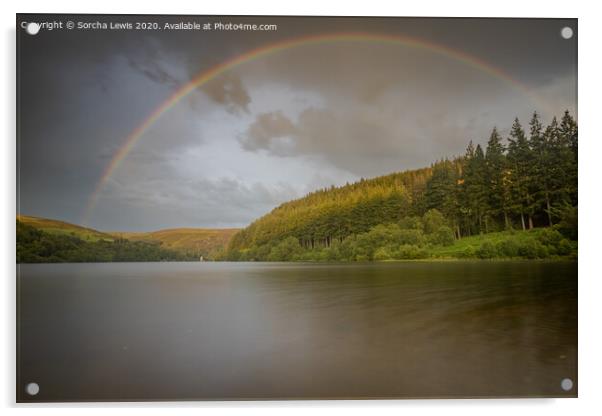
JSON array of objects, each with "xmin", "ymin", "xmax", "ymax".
[{"xmin": 16, "ymin": 256, "xmax": 578, "ymax": 265}]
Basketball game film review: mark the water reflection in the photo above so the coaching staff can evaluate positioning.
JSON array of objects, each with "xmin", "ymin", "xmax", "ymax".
[{"xmin": 17, "ymin": 261, "xmax": 577, "ymax": 401}]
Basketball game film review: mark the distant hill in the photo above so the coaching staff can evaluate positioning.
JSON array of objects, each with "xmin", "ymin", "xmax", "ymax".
[
  {"xmin": 112, "ymin": 228, "xmax": 240, "ymax": 259},
  {"xmin": 16, "ymin": 215, "xmax": 239, "ymax": 260},
  {"xmin": 16, "ymin": 220, "xmax": 188, "ymax": 263},
  {"xmin": 17, "ymin": 215, "xmax": 115, "ymax": 242}
]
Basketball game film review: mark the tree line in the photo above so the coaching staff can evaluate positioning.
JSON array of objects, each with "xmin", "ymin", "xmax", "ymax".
[
  {"xmin": 228, "ymin": 211, "xmax": 576, "ymax": 262},
  {"xmin": 428, "ymin": 111, "xmax": 577, "ymax": 238},
  {"xmin": 226, "ymin": 111, "xmax": 577, "ymax": 260},
  {"xmin": 17, "ymin": 220, "xmax": 195, "ymax": 263}
]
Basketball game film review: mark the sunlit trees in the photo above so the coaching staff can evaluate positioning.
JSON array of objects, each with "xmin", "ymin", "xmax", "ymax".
[
  {"xmin": 267, "ymin": 237, "xmax": 304, "ymax": 261},
  {"xmin": 226, "ymin": 111, "xmax": 578, "ymax": 261},
  {"xmin": 424, "ymin": 160, "xmax": 461, "ymax": 237}
]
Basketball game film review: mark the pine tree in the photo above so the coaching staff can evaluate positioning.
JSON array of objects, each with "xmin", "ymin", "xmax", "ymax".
[
  {"xmin": 529, "ymin": 112, "xmax": 553, "ymax": 226},
  {"xmin": 485, "ymin": 127, "xmax": 511, "ymax": 229},
  {"xmin": 463, "ymin": 143, "xmax": 489, "ymax": 233},
  {"xmin": 507, "ymin": 118, "xmax": 534, "ymax": 230},
  {"xmin": 227, "ymin": 111, "xmax": 578, "ymax": 258},
  {"xmin": 559, "ymin": 110, "xmax": 578, "ymax": 206},
  {"xmin": 458, "ymin": 142, "xmax": 475, "ymax": 235},
  {"xmin": 425, "ymin": 160, "xmax": 460, "ymax": 237}
]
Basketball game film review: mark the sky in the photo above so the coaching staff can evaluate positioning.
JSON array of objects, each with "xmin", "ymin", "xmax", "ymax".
[{"xmin": 17, "ymin": 15, "xmax": 577, "ymax": 231}]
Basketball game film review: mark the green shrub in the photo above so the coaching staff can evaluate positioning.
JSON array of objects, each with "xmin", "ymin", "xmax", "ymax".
[
  {"xmin": 399, "ymin": 216, "xmax": 423, "ymax": 231},
  {"xmin": 423, "ymin": 209, "xmax": 446, "ymax": 234},
  {"xmin": 373, "ymin": 246, "xmax": 393, "ymax": 261},
  {"xmin": 397, "ymin": 229, "xmax": 425, "ymax": 246},
  {"xmin": 394, "ymin": 244, "xmax": 429, "ymax": 259},
  {"xmin": 316, "ymin": 249, "xmax": 331, "ymax": 262},
  {"xmin": 429, "ymin": 226, "xmax": 455, "ymax": 246},
  {"xmin": 297, "ymin": 249, "xmax": 327, "ymax": 262},
  {"xmin": 555, "ymin": 205, "xmax": 578, "ymax": 240},
  {"xmin": 517, "ymin": 239, "xmax": 538, "ymax": 259},
  {"xmin": 497, "ymin": 238, "xmax": 520, "ymax": 257},
  {"xmin": 537, "ymin": 244, "xmax": 550, "ymax": 258},
  {"xmin": 556, "ymin": 239, "xmax": 573, "ymax": 256},
  {"xmin": 351, "ymin": 224, "xmax": 405, "ymax": 260},
  {"xmin": 322, "ymin": 240, "xmax": 342, "ymax": 261},
  {"xmin": 267, "ymin": 237, "xmax": 304, "ymax": 261},
  {"xmin": 458, "ymin": 246, "xmax": 476, "ymax": 258},
  {"xmin": 537, "ymin": 228, "xmax": 564, "ymax": 247},
  {"xmin": 476, "ymin": 241, "xmax": 498, "ymax": 259},
  {"xmin": 248, "ymin": 243, "xmax": 273, "ymax": 261},
  {"xmin": 517, "ymin": 238, "xmax": 549, "ymax": 259},
  {"xmin": 338, "ymin": 237, "xmax": 358, "ymax": 261}
]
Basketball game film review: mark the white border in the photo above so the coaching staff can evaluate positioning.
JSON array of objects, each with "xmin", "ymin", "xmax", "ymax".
[{"xmin": 2, "ymin": 1, "xmax": 601, "ymax": 414}]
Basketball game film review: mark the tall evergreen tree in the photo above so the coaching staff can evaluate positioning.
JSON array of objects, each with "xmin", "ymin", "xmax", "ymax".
[
  {"xmin": 462, "ymin": 143, "xmax": 489, "ymax": 234},
  {"xmin": 507, "ymin": 118, "xmax": 535, "ymax": 230},
  {"xmin": 458, "ymin": 141, "xmax": 475, "ymax": 235},
  {"xmin": 227, "ymin": 111, "xmax": 578, "ymax": 257},
  {"xmin": 529, "ymin": 112, "xmax": 555, "ymax": 226},
  {"xmin": 425, "ymin": 159, "xmax": 460, "ymax": 236},
  {"xmin": 559, "ymin": 110, "xmax": 578, "ymax": 206},
  {"xmin": 485, "ymin": 127, "xmax": 511, "ymax": 229}
]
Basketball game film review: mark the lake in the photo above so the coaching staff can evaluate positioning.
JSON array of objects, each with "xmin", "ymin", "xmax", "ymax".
[{"xmin": 17, "ymin": 261, "xmax": 577, "ymax": 401}]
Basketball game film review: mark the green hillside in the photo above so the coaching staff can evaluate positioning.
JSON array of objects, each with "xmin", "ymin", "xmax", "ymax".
[
  {"xmin": 17, "ymin": 215, "xmax": 115, "ymax": 242},
  {"xmin": 16, "ymin": 220, "xmax": 189, "ymax": 263},
  {"xmin": 17, "ymin": 217, "xmax": 239, "ymax": 263},
  {"xmin": 17, "ymin": 111, "xmax": 577, "ymax": 263},
  {"xmin": 228, "ymin": 167, "xmax": 433, "ymax": 252},
  {"xmin": 112, "ymin": 228, "xmax": 239, "ymax": 259},
  {"xmin": 225, "ymin": 111, "xmax": 578, "ymax": 261}
]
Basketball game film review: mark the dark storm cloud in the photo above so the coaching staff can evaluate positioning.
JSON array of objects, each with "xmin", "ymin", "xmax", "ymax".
[
  {"xmin": 126, "ymin": 55, "xmax": 181, "ymax": 89},
  {"xmin": 17, "ymin": 15, "xmax": 577, "ymax": 230},
  {"xmin": 236, "ymin": 39, "xmax": 575, "ymax": 177},
  {"xmin": 123, "ymin": 41, "xmax": 251, "ymax": 113}
]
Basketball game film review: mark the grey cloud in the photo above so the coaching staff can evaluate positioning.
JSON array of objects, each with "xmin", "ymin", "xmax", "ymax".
[
  {"xmin": 202, "ymin": 73, "xmax": 251, "ymax": 114},
  {"xmin": 127, "ymin": 56, "xmax": 181, "ymax": 89},
  {"xmin": 241, "ymin": 111, "xmax": 297, "ymax": 153},
  {"xmin": 18, "ymin": 16, "xmax": 577, "ymax": 231},
  {"xmin": 234, "ymin": 40, "xmax": 576, "ymax": 178},
  {"xmin": 96, "ymin": 175, "xmax": 299, "ymax": 230},
  {"xmin": 240, "ymin": 105, "xmax": 475, "ymax": 177},
  {"xmin": 122, "ymin": 38, "xmax": 253, "ymax": 114}
]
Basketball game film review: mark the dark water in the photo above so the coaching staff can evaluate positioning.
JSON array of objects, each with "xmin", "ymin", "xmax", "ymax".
[{"xmin": 17, "ymin": 261, "xmax": 577, "ymax": 401}]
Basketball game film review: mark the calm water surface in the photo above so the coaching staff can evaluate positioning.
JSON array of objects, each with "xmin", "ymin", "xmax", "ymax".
[{"xmin": 17, "ymin": 261, "xmax": 577, "ymax": 401}]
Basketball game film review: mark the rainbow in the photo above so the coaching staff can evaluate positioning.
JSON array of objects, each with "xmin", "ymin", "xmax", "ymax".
[{"xmin": 82, "ymin": 31, "xmax": 547, "ymax": 225}]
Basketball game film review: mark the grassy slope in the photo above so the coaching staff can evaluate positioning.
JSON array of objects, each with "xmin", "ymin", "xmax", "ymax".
[
  {"xmin": 110, "ymin": 228, "xmax": 240, "ymax": 255},
  {"xmin": 17, "ymin": 215, "xmax": 239, "ymax": 257},
  {"xmin": 229, "ymin": 166, "xmax": 433, "ymax": 251},
  {"xmin": 17, "ymin": 215, "xmax": 115, "ymax": 242},
  {"xmin": 429, "ymin": 228, "xmax": 577, "ymax": 259}
]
